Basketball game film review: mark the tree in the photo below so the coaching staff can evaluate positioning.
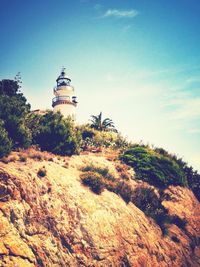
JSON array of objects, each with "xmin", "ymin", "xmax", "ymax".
[
  {"xmin": 90, "ymin": 112, "xmax": 117, "ymax": 132},
  {"xmin": 0, "ymin": 120, "xmax": 12, "ymax": 158},
  {"xmin": 0, "ymin": 79, "xmax": 32, "ymax": 150},
  {"xmin": 33, "ymin": 111, "xmax": 81, "ymax": 155}
]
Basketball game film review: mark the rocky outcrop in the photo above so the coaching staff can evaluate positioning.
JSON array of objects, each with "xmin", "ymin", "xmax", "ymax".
[{"xmin": 0, "ymin": 151, "xmax": 199, "ymax": 266}]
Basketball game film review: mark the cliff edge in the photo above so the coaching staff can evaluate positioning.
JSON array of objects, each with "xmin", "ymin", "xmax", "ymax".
[{"xmin": 0, "ymin": 149, "xmax": 199, "ymax": 267}]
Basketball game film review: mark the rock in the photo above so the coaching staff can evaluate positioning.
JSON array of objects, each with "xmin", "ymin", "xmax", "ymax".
[{"xmin": 0, "ymin": 152, "xmax": 199, "ymax": 266}]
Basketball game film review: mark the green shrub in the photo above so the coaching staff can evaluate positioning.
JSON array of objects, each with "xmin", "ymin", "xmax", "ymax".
[
  {"xmin": 81, "ymin": 171, "xmax": 104, "ymax": 194},
  {"xmin": 0, "ymin": 79, "xmax": 32, "ymax": 149},
  {"xmin": 33, "ymin": 111, "xmax": 81, "ymax": 156},
  {"xmin": 78, "ymin": 123, "xmax": 131, "ymax": 151},
  {"xmin": 81, "ymin": 164, "xmax": 116, "ymax": 182},
  {"xmin": 183, "ymin": 165, "xmax": 200, "ymax": 202},
  {"xmin": 78, "ymin": 124, "xmax": 95, "ymax": 140},
  {"xmin": 114, "ymin": 181, "xmax": 133, "ymax": 203},
  {"xmin": 169, "ymin": 215, "xmax": 187, "ymax": 230},
  {"xmin": 131, "ymin": 187, "xmax": 170, "ymax": 234},
  {"xmin": 120, "ymin": 146, "xmax": 188, "ymax": 188},
  {"xmin": 37, "ymin": 167, "xmax": 47, "ymax": 177},
  {"xmin": 171, "ymin": 235, "xmax": 180, "ymax": 243},
  {"xmin": 19, "ymin": 155, "xmax": 27, "ymax": 162},
  {"xmin": 0, "ymin": 121, "xmax": 12, "ymax": 158},
  {"xmin": 131, "ymin": 186, "xmax": 187, "ymax": 234}
]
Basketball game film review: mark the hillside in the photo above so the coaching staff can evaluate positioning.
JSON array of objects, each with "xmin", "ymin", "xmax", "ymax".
[{"xmin": 0, "ymin": 148, "xmax": 199, "ymax": 267}]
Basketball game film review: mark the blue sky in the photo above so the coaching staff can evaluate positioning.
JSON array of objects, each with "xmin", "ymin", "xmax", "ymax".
[{"xmin": 0, "ymin": 0, "xmax": 200, "ymax": 170}]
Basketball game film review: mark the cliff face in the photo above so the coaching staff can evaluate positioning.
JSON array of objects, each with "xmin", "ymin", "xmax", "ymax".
[{"xmin": 0, "ymin": 149, "xmax": 199, "ymax": 267}]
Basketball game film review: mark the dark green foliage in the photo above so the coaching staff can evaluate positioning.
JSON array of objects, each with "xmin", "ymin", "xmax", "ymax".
[
  {"xmin": 0, "ymin": 79, "xmax": 32, "ymax": 151},
  {"xmin": 120, "ymin": 146, "xmax": 188, "ymax": 188},
  {"xmin": 183, "ymin": 165, "xmax": 200, "ymax": 202},
  {"xmin": 169, "ymin": 215, "xmax": 187, "ymax": 230},
  {"xmin": 81, "ymin": 171, "xmax": 104, "ymax": 194},
  {"xmin": 171, "ymin": 235, "xmax": 180, "ymax": 243},
  {"xmin": 0, "ymin": 120, "xmax": 12, "ymax": 157},
  {"xmin": 90, "ymin": 112, "xmax": 117, "ymax": 132},
  {"xmin": 131, "ymin": 187, "xmax": 170, "ymax": 234},
  {"xmin": 131, "ymin": 187, "xmax": 167, "ymax": 221},
  {"xmin": 81, "ymin": 164, "xmax": 116, "ymax": 181},
  {"xmin": 0, "ymin": 79, "xmax": 19, "ymax": 96},
  {"xmin": 37, "ymin": 167, "xmax": 47, "ymax": 177},
  {"xmin": 114, "ymin": 181, "xmax": 133, "ymax": 203},
  {"xmin": 33, "ymin": 111, "xmax": 81, "ymax": 156},
  {"xmin": 81, "ymin": 127, "xmax": 95, "ymax": 140},
  {"xmin": 131, "ymin": 187, "xmax": 187, "ymax": 234},
  {"xmin": 80, "ymin": 164, "xmax": 187, "ymax": 235}
]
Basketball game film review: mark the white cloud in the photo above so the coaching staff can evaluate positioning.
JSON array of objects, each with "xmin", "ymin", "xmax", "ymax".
[
  {"xmin": 103, "ymin": 9, "xmax": 138, "ymax": 18},
  {"xmin": 167, "ymin": 97, "xmax": 200, "ymax": 120}
]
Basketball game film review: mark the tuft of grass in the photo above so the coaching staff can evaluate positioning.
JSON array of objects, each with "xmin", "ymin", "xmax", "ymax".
[
  {"xmin": 81, "ymin": 171, "xmax": 104, "ymax": 194},
  {"xmin": 114, "ymin": 181, "xmax": 133, "ymax": 203},
  {"xmin": 19, "ymin": 155, "xmax": 27, "ymax": 162},
  {"xmin": 80, "ymin": 164, "xmax": 187, "ymax": 236},
  {"xmin": 37, "ymin": 166, "xmax": 47, "ymax": 178},
  {"xmin": 171, "ymin": 235, "xmax": 180, "ymax": 243},
  {"xmin": 81, "ymin": 164, "xmax": 116, "ymax": 182},
  {"xmin": 169, "ymin": 215, "xmax": 187, "ymax": 230}
]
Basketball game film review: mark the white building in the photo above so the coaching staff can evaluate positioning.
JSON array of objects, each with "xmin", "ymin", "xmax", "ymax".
[{"xmin": 52, "ymin": 68, "xmax": 77, "ymax": 118}]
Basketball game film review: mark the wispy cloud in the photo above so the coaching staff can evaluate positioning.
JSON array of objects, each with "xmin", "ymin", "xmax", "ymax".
[
  {"xmin": 103, "ymin": 9, "xmax": 138, "ymax": 18},
  {"xmin": 186, "ymin": 76, "xmax": 200, "ymax": 84},
  {"xmin": 165, "ymin": 95, "xmax": 200, "ymax": 120}
]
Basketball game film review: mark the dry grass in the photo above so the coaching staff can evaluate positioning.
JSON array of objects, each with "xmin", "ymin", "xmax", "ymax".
[{"xmin": 0, "ymin": 146, "xmax": 55, "ymax": 164}]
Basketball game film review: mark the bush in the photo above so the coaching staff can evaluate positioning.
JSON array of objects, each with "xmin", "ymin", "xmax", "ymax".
[
  {"xmin": 114, "ymin": 181, "xmax": 133, "ymax": 203},
  {"xmin": 131, "ymin": 186, "xmax": 187, "ymax": 234},
  {"xmin": 183, "ymin": 165, "xmax": 200, "ymax": 202},
  {"xmin": 80, "ymin": 164, "xmax": 133, "ymax": 203},
  {"xmin": 169, "ymin": 215, "xmax": 187, "ymax": 230},
  {"xmin": 37, "ymin": 167, "xmax": 47, "ymax": 177},
  {"xmin": 81, "ymin": 164, "xmax": 116, "ymax": 182},
  {"xmin": 131, "ymin": 187, "xmax": 170, "ymax": 234},
  {"xmin": 120, "ymin": 146, "xmax": 188, "ymax": 188},
  {"xmin": 0, "ymin": 121, "xmax": 12, "ymax": 158},
  {"xmin": 81, "ymin": 171, "xmax": 104, "ymax": 194},
  {"xmin": 0, "ymin": 79, "xmax": 32, "ymax": 150},
  {"xmin": 19, "ymin": 155, "xmax": 27, "ymax": 162},
  {"xmin": 78, "ymin": 124, "xmax": 131, "ymax": 151},
  {"xmin": 33, "ymin": 111, "xmax": 81, "ymax": 156},
  {"xmin": 78, "ymin": 124, "xmax": 95, "ymax": 140},
  {"xmin": 171, "ymin": 235, "xmax": 180, "ymax": 243}
]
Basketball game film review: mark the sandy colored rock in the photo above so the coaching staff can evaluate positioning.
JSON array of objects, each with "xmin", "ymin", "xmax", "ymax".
[{"xmin": 0, "ymin": 150, "xmax": 199, "ymax": 266}]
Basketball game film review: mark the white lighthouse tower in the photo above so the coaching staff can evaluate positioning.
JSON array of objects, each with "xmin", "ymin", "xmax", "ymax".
[{"xmin": 52, "ymin": 68, "xmax": 77, "ymax": 118}]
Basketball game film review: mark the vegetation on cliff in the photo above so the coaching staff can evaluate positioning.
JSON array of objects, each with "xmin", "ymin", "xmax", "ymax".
[
  {"xmin": 0, "ymin": 78, "xmax": 199, "ymax": 202},
  {"xmin": 120, "ymin": 145, "xmax": 188, "ymax": 188},
  {"xmin": 80, "ymin": 163, "xmax": 187, "ymax": 234},
  {"xmin": 0, "ymin": 79, "xmax": 31, "ymax": 156}
]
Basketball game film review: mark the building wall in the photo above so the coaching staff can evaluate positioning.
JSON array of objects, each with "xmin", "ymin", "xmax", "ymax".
[
  {"xmin": 53, "ymin": 103, "xmax": 76, "ymax": 118},
  {"xmin": 54, "ymin": 86, "xmax": 74, "ymax": 97}
]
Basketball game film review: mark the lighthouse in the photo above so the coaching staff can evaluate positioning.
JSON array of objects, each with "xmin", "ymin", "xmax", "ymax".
[{"xmin": 52, "ymin": 68, "xmax": 77, "ymax": 118}]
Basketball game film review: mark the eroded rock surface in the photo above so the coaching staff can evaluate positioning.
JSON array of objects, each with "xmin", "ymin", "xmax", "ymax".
[{"xmin": 0, "ymin": 152, "xmax": 199, "ymax": 266}]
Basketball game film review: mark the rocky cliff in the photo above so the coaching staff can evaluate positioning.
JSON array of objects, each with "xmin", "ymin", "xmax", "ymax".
[{"xmin": 0, "ymin": 149, "xmax": 199, "ymax": 267}]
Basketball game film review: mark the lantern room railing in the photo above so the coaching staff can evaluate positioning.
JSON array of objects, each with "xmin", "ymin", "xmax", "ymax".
[{"xmin": 52, "ymin": 96, "xmax": 77, "ymax": 107}]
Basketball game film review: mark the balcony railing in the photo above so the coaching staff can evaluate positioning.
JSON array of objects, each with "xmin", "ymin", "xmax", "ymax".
[{"xmin": 52, "ymin": 96, "xmax": 77, "ymax": 107}]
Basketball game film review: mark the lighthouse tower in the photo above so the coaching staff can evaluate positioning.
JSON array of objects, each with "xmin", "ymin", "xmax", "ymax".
[{"xmin": 52, "ymin": 68, "xmax": 77, "ymax": 118}]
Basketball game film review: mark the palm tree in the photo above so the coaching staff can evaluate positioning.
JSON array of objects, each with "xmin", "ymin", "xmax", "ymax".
[{"xmin": 90, "ymin": 112, "xmax": 117, "ymax": 132}]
